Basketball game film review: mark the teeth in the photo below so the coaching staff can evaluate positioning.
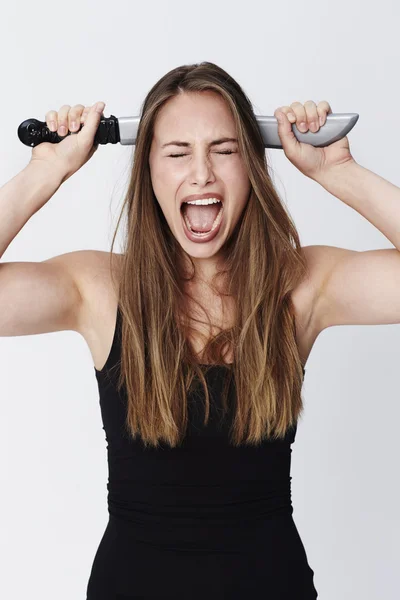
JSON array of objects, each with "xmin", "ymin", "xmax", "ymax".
[
  {"xmin": 184, "ymin": 198, "xmax": 222, "ymax": 206},
  {"xmin": 210, "ymin": 204, "xmax": 223, "ymax": 231}
]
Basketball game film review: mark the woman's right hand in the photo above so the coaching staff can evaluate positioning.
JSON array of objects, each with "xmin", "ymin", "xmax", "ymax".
[{"xmin": 29, "ymin": 101, "xmax": 106, "ymax": 183}]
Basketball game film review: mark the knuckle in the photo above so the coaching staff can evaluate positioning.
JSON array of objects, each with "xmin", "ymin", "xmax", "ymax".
[
  {"xmin": 45, "ymin": 110, "xmax": 57, "ymax": 126},
  {"xmin": 306, "ymin": 107, "xmax": 318, "ymax": 119},
  {"xmin": 68, "ymin": 109, "xmax": 81, "ymax": 121},
  {"xmin": 58, "ymin": 104, "xmax": 71, "ymax": 120},
  {"xmin": 290, "ymin": 104, "xmax": 304, "ymax": 117},
  {"xmin": 71, "ymin": 104, "xmax": 85, "ymax": 117},
  {"xmin": 80, "ymin": 106, "xmax": 91, "ymax": 122}
]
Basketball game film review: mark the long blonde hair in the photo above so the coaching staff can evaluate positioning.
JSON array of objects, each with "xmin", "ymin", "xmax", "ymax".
[{"xmin": 107, "ymin": 61, "xmax": 308, "ymax": 449}]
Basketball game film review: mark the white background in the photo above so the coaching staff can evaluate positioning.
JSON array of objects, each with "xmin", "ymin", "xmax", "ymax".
[{"xmin": 0, "ymin": 0, "xmax": 399, "ymax": 598}]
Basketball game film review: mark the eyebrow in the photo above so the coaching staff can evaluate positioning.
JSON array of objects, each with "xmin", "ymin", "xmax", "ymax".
[{"xmin": 161, "ymin": 137, "xmax": 238, "ymax": 149}]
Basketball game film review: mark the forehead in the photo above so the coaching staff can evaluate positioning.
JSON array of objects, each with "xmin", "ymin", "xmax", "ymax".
[{"xmin": 152, "ymin": 92, "xmax": 236, "ymax": 145}]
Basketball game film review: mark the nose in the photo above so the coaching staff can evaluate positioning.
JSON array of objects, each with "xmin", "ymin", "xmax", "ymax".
[{"xmin": 188, "ymin": 152, "xmax": 216, "ymax": 187}]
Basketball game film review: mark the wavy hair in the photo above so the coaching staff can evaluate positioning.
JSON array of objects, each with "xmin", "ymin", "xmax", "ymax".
[{"xmin": 107, "ymin": 61, "xmax": 308, "ymax": 448}]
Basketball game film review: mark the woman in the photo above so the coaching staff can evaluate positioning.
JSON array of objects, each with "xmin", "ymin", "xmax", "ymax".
[{"xmin": 2, "ymin": 61, "xmax": 399, "ymax": 598}]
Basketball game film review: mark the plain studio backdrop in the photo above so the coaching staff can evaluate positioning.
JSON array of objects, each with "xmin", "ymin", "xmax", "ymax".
[{"xmin": 0, "ymin": 1, "xmax": 399, "ymax": 598}]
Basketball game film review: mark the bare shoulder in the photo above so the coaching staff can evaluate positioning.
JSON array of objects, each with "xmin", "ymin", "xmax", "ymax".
[
  {"xmin": 71, "ymin": 245, "xmax": 340, "ymax": 370},
  {"xmin": 72, "ymin": 249, "xmax": 123, "ymax": 371}
]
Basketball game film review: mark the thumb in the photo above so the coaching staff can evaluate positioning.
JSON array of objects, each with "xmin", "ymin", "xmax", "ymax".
[
  {"xmin": 79, "ymin": 101, "xmax": 105, "ymax": 145},
  {"xmin": 275, "ymin": 111, "xmax": 299, "ymax": 156}
]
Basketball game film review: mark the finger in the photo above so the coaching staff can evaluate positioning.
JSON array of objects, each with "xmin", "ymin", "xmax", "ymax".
[
  {"xmin": 77, "ymin": 101, "xmax": 105, "ymax": 146},
  {"xmin": 68, "ymin": 104, "xmax": 85, "ymax": 132},
  {"xmin": 57, "ymin": 104, "xmax": 71, "ymax": 137},
  {"xmin": 290, "ymin": 102, "xmax": 307, "ymax": 131},
  {"xmin": 80, "ymin": 106, "xmax": 92, "ymax": 124},
  {"xmin": 316, "ymin": 101, "xmax": 332, "ymax": 126},
  {"xmin": 45, "ymin": 109, "xmax": 58, "ymax": 132},
  {"xmin": 274, "ymin": 109, "xmax": 299, "ymax": 158},
  {"xmin": 304, "ymin": 100, "xmax": 319, "ymax": 132},
  {"xmin": 276, "ymin": 106, "xmax": 296, "ymax": 123}
]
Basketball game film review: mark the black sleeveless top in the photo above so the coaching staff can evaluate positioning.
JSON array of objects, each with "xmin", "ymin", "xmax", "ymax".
[{"xmin": 87, "ymin": 305, "xmax": 318, "ymax": 599}]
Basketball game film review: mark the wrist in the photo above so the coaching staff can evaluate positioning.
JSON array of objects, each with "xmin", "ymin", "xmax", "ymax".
[
  {"xmin": 314, "ymin": 158, "xmax": 360, "ymax": 191},
  {"xmin": 26, "ymin": 158, "xmax": 66, "ymax": 188}
]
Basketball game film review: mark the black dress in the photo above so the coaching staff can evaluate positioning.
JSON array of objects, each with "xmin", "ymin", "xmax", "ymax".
[{"xmin": 86, "ymin": 305, "xmax": 318, "ymax": 599}]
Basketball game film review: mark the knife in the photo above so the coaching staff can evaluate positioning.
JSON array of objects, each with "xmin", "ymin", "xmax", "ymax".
[{"xmin": 17, "ymin": 112, "xmax": 359, "ymax": 150}]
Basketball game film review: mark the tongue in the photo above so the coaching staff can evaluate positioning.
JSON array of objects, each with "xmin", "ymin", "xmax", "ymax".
[{"xmin": 181, "ymin": 203, "xmax": 221, "ymax": 233}]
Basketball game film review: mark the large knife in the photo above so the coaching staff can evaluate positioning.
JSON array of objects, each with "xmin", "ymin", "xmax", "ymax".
[{"xmin": 18, "ymin": 112, "xmax": 359, "ymax": 150}]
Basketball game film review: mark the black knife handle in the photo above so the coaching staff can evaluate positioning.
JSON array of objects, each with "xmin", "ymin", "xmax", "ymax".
[{"xmin": 17, "ymin": 114, "xmax": 121, "ymax": 147}]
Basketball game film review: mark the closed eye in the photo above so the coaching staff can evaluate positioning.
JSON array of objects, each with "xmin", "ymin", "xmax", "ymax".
[{"xmin": 168, "ymin": 150, "xmax": 236, "ymax": 158}]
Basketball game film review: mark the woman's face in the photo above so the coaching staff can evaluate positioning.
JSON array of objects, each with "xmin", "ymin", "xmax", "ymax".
[{"xmin": 149, "ymin": 91, "xmax": 251, "ymax": 281}]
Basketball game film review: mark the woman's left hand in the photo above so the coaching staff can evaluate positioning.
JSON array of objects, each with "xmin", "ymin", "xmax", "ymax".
[{"xmin": 274, "ymin": 100, "xmax": 356, "ymax": 181}]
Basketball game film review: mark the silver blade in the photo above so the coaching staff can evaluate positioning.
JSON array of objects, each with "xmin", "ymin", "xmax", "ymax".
[{"xmin": 117, "ymin": 113, "xmax": 359, "ymax": 149}]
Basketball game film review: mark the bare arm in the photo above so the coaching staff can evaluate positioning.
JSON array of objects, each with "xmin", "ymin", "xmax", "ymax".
[
  {"xmin": 306, "ymin": 245, "xmax": 400, "ymax": 332},
  {"xmin": 0, "ymin": 101, "xmax": 106, "ymax": 338},
  {"xmin": 0, "ymin": 162, "xmax": 83, "ymax": 336},
  {"xmin": 0, "ymin": 161, "xmax": 63, "ymax": 258}
]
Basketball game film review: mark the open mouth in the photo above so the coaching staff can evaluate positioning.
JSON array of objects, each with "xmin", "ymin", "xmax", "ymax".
[
  {"xmin": 181, "ymin": 204, "xmax": 223, "ymax": 235},
  {"xmin": 180, "ymin": 199, "xmax": 223, "ymax": 233},
  {"xmin": 180, "ymin": 202, "xmax": 224, "ymax": 242}
]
